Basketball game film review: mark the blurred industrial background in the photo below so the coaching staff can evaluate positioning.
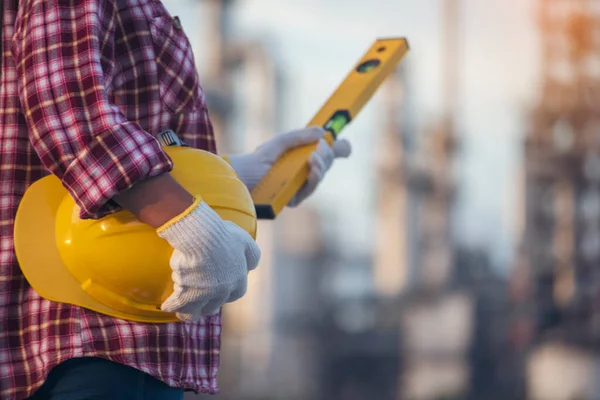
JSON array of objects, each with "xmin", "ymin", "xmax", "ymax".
[{"xmin": 159, "ymin": 0, "xmax": 600, "ymax": 399}]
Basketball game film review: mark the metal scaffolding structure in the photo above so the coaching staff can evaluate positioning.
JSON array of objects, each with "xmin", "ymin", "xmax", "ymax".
[
  {"xmin": 521, "ymin": 0, "xmax": 600, "ymax": 347},
  {"xmin": 512, "ymin": 1, "xmax": 600, "ymax": 398}
]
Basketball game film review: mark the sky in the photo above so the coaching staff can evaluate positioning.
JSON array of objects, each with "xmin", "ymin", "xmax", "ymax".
[{"xmin": 162, "ymin": 0, "xmax": 542, "ymax": 271}]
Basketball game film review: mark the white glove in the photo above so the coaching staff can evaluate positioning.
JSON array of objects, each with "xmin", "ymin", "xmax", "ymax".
[
  {"xmin": 157, "ymin": 197, "xmax": 261, "ymax": 321},
  {"xmin": 227, "ymin": 127, "xmax": 352, "ymax": 207}
]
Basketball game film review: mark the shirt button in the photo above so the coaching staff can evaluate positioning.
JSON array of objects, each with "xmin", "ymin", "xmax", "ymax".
[{"xmin": 173, "ymin": 16, "xmax": 182, "ymax": 30}]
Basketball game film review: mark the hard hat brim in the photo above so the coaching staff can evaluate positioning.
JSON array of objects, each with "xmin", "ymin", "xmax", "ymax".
[{"xmin": 14, "ymin": 175, "xmax": 178, "ymax": 323}]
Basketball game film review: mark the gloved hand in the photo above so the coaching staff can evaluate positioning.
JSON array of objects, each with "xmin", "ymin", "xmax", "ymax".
[
  {"xmin": 226, "ymin": 127, "xmax": 352, "ymax": 207},
  {"xmin": 156, "ymin": 196, "xmax": 261, "ymax": 321}
]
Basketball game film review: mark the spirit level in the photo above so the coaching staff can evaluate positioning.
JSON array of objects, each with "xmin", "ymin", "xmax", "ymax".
[{"xmin": 251, "ymin": 37, "xmax": 410, "ymax": 219}]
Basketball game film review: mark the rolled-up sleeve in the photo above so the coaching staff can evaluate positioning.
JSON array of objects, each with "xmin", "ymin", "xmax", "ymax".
[{"xmin": 12, "ymin": 0, "xmax": 173, "ymax": 219}]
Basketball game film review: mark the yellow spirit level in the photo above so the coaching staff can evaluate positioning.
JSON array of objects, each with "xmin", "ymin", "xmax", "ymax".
[{"xmin": 251, "ymin": 37, "xmax": 410, "ymax": 219}]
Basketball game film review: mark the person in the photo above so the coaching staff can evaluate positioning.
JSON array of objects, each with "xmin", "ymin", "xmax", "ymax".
[{"xmin": 0, "ymin": 0, "xmax": 352, "ymax": 399}]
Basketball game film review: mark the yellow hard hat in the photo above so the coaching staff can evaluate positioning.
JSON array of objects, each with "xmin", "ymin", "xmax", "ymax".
[{"xmin": 13, "ymin": 131, "xmax": 257, "ymax": 323}]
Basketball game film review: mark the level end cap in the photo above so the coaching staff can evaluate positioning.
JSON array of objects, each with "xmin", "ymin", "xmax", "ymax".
[
  {"xmin": 254, "ymin": 204, "xmax": 276, "ymax": 220},
  {"xmin": 375, "ymin": 36, "xmax": 410, "ymax": 49}
]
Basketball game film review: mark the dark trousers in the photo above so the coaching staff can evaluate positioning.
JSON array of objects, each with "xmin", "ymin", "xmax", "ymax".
[{"xmin": 27, "ymin": 357, "xmax": 184, "ymax": 400}]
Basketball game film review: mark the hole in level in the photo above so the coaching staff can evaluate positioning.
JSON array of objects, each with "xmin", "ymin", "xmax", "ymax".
[
  {"xmin": 356, "ymin": 59, "xmax": 381, "ymax": 73},
  {"xmin": 376, "ymin": 46, "xmax": 386, "ymax": 52}
]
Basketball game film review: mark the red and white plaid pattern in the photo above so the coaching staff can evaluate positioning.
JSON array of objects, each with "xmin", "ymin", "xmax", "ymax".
[{"xmin": 1, "ymin": 1, "xmax": 221, "ymax": 398}]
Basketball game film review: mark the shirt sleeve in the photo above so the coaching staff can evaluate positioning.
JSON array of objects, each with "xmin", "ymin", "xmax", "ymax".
[{"xmin": 12, "ymin": 0, "xmax": 174, "ymax": 219}]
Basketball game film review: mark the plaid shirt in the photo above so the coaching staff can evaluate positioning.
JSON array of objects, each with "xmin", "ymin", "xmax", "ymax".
[{"xmin": 0, "ymin": 0, "xmax": 221, "ymax": 398}]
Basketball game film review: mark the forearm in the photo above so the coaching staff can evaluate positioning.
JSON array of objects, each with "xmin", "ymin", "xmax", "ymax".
[{"xmin": 113, "ymin": 173, "xmax": 195, "ymax": 229}]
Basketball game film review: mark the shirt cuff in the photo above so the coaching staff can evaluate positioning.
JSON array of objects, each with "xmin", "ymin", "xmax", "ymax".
[{"xmin": 61, "ymin": 122, "xmax": 173, "ymax": 219}]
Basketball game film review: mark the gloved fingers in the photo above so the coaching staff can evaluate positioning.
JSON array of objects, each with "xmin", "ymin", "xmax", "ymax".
[
  {"xmin": 161, "ymin": 281, "xmax": 230, "ymax": 317},
  {"xmin": 161, "ymin": 290, "xmax": 208, "ymax": 315},
  {"xmin": 164, "ymin": 291, "xmax": 228, "ymax": 319},
  {"xmin": 160, "ymin": 285, "xmax": 188, "ymax": 313},
  {"xmin": 175, "ymin": 311, "xmax": 205, "ymax": 322},
  {"xmin": 174, "ymin": 312, "xmax": 197, "ymax": 322},
  {"xmin": 223, "ymin": 221, "xmax": 262, "ymax": 271},
  {"xmin": 245, "ymin": 241, "xmax": 261, "ymax": 271},
  {"xmin": 201, "ymin": 293, "xmax": 231, "ymax": 315},
  {"xmin": 288, "ymin": 161, "xmax": 322, "ymax": 207},
  {"xmin": 314, "ymin": 138, "xmax": 335, "ymax": 171},
  {"xmin": 288, "ymin": 138, "xmax": 348, "ymax": 208},
  {"xmin": 332, "ymin": 138, "xmax": 352, "ymax": 158},
  {"xmin": 226, "ymin": 278, "xmax": 248, "ymax": 303},
  {"xmin": 189, "ymin": 284, "xmax": 245, "ymax": 316},
  {"xmin": 277, "ymin": 126, "xmax": 325, "ymax": 152},
  {"xmin": 313, "ymin": 138, "xmax": 351, "ymax": 172},
  {"xmin": 257, "ymin": 126, "xmax": 325, "ymax": 162},
  {"xmin": 310, "ymin": 144, "xmax": 329, "ymax": 174},
  {"xmin": 176, "ymin": 304, "xmax": 221, "ymax": 322}
]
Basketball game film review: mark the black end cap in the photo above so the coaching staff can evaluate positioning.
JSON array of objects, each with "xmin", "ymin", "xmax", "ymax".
[{"xmin": 255, "ymin": 205, "xmax": 276, "ymax": 220}]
